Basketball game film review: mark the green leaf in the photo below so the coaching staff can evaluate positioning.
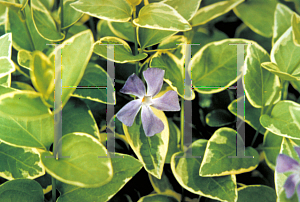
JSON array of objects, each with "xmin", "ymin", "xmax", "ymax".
[
  {"xmin": 94, "ymin": 37, "xmax": 148, "ymax": 63},
  {"xmin": 39, "ymin": 0, "xmax": 54, "ymax": 11},
  {"xmin": 70, "ymin": 0, "xmax": 132, "ymax": 22},
  {"xmin": 49, "ymin": 30, "xmax": 94, "ymax": 107},
  {"xmin": 60, "ymin": 0, "xmax": 83, "ymax": 29},
  {"xmin": 165, "ymin": 118, "xmax": 180, "ymax": 163},
  {"xmin": 31, "ymin": 0, "xmax": 64, "ymax": 41},
  {"xmin": 199, "ymin": 127, "xmax": 259, "ymax": 176},
  {"xmin": 237, "ymin": 185, "xmax": 277, "ymax": 202},
  {"xmin": 261, "ymin": 62, "xmax": 300, "ymax": 81},
  {"xmin": 190, "ymin": 38, "xmax": 250, "ymax": 94},
  {"xmin": 0, "ymin": 5, "xmax": 6, "ymax": 25},
  {"xmin": 171, "ymin": 139, "xmax": 238, "ymax": 202},
  {"xmin": 271, "ymin": 27, "xmax": 300, "ymax": 78},
  {"xmin": 244, "ymin": 42, "xmax": 281, "ymax": 108},
  {"xmin": 11, "ymin": 81, "xmax": 35, "ymax": 91},
  {"xmin": 156, "ymin": 35, "xmax": 186, "ymax": 51},
  {"xmin": 0, "ymin": 179, "xmax": 44, "ymax": 202},
  {"xmin": 133, "ymin": 3, "xmax": 192, "ymax": 31},
  {"xmin": 108, "ymin": 21, "xmax": 135, "ymax": 42},
  {"xmin": 292, "ymin": 13, "xmax": 300, "ymax": 46},
  {"xmin": 17, "ymin": 49, "xmax": 32, "ymax": 70},
  {"xmin": 123, "ymin": 107, "xmax": 169, "ymax": 179},
  {"xmin": 149, "ymin": 171, "xmax": 178, "ymax": 198},
  {"xmin": 30, "ymin": 51, "xmax": 54, "ymax": 103},
  {"xmin": 97, "ymin": 20, "xmax": 119, "ymax": 39},
  {"xmin": 234, "ymin": 0, "xmax": 277, "ymax": 37},
  {"xmin": 191, "ymin": 0, "xmax": 244, "ymax": 26},
  {"xmin": 206, "ymin": 109, "xmax": 236, "ymax": 127},
  {"xmin": 0, "ymin": 32, "xmax": 12, "ymax": 57},
  {"xmin": 275, "ymin": 138, "xmax": 300, "ymax": 202},
  {"xmin": 260, "ymin": 100, "xmax": 300, "ymax": 140},
  {"xmin": 263, "ymin": 130, "xmax": 283, "ymax": 170},
  {"xmin": 0, "ymin": 57, "xmax": 14, "ymax": 78},
  {"xmin": 6, "ymin": 5, "xmax": 50, "ymax": 51},
  {"xmin": 0, "ymin": 74, "xmax": 10, "ymax": 87},
  {"xmin": 137, "ymin": 27, "xmax": 176, "ymax": 50},
  {"xmin": 163, "ymin": 0, "xmax": 201, "ymax": 21},
  {"xmin": 56, "ymin": 153, "xmax": 142, "ymax": 202},
  {"xmin": 72, "ymin": 63, "xmax": 115, "ymax": 104},
  {"xmin": 273, "ymin": 3, "xmax": 294, "ymax": 45},
  {"xmin": 150, "ymin": 50, "xmax": 195, "ymax": 100},
  {"xmin": 137, "ymin": 194, "xmax": 179, "ymax": 202},
  {"xmin": 0, "ymin": 90, "xmax": 51, "ymax": 118},
  {"xmin": 62, "ymin": 97, "xmax": 100, "ymax": 139},
  {"xmin": 0, "ymin": 141, "xmax": 44, "ymax": 180},
  {"xmin": 41, "ymin": 133, "xmax": 113, "ymax": 188}
]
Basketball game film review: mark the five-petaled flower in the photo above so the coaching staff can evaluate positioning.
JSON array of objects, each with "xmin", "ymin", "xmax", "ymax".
[
  {"xmin": 116, "ymin": 68, "xmax": 180, "ymax": 137},
  {"xmin": 276, "ymin": 146, "xmax": 300, "ymax": 201}
]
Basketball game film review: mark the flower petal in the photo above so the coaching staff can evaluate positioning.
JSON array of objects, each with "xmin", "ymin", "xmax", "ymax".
[
  {"xmin": 143, "ymin": 68, "xmax": 164, "ymax": 97},
  {"xmin": 141, "ymin": 105, "xmax": 164, "ymax": 137},
  {"xmin": 276, "ymin": 154, "xmax": 300, "ymax": 172},
  {"xmin": 284, "ymin": 174, "xmax": 297, "ymax": 198},
  {"xmin": 294, "ymin": 146, "xmax": 300, "ymax": 160},
  {"xmin": 116, "ymin": 100, "xmax": 142, "ymax": 127},
  {"xmin": 120, "ymin": 74, "xmax": 145, "ymax": 98},
  {"xmin": 152, "ymin": 90, "xmax": 180, "ymax": 111}
]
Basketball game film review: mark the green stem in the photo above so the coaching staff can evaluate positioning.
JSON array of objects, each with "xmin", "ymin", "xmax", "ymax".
[
  {"xmin": 180, "ymin": 97, "xmax": 185, "ymax": 151},
  {"xmin": 281, "ymin": 81, "xmax": 289, "ymax": 100},
  {"xmin": 132, "ymin": 7, "xmax": 139, "ymax": 74},
  {"xmin": 115, "ymin": 79, "xmax": 126, "ymax": 84},
  {"xmin": 52, "ymin": 177, "xmax": 56, "ymax": 202}
]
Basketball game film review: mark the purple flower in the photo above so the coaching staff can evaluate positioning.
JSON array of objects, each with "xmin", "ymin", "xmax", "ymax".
[
  {"xmin": 116, "ymin": 68, "xmax": 180, "ymax": 137},
  {"xmin": 276, "ymin": 146, "xmax": 300, "ymax": 201}
]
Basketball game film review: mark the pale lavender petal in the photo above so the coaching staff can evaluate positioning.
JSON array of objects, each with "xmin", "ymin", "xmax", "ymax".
[
  {"xmin": 141, "ymin": 105, "xmax": 164, "ymax": 137},
  {"xmin": 276, "ymin": 154, "xmax": 300, "ymax": 172},
  {"xmin": 152, "ymin": 91, "xmax": 180, "ymax": 111},
  {"xmin": 120, "ymin": 74, "xmax": 145, "ymax": 98},
  {"xmin": 284, "ymin": 174, "xmax": 297, "ymax": 198},
  {"xmin": 116, "ymin": 100, "xmax": 142, "ymax": 127},
  {"xmin": 143, "ymin": 68, "xmax": 164, "ymax": 97},
  {"xmin": 294, "ymin": 146, "xmax": 300, "ymax": 160},
  {"xmin": 297, "ymin": 183, "xmax": 300, "ymax": 202}
]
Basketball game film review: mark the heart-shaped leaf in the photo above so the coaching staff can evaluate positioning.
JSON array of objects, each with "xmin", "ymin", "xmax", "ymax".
[
  {"xmin": 272, "ymin": 3, "xmax": 294, "ymax": 45},
  {"xmin": 41, "ymin": 132, "xmax": 113, "ymax": 188},
  {"xmin": 233, "ymin": 0, "xmax": 277, "ymax": 37},
  {"xmin": 70, "ymin": 0, "xmax": 132, "ymax": 22},
  {"xmin": 171, "ymin": 139, "xmax": 238, "ymax": 202},
  {"xmin": 271, "ymin": 27, "xmax": 300, "ymax": 78},
  {"xmin": 260, "ymin": 100, "xmax": 300, "ymax": 140},
  {"xmin": 199, "ymin": 127, "xmax": 259, "ymax": 176},
  {"xmin": 56, "ymin": 153, "xmax": 142, "ymax": 202},
  {"xmin": 163, "ymin": 0, "xmax": 201, "ymax": 21},
  {"xmin": 107, "ymin": 21, "xmax": 135, "ymax": 42},
  {"xmin": 123, "ymin": 107, "xmax": 169, "ymax": 179},
  {"xmin": 0, "ymin": 141, "xmax": 44, "ymax": 180},
  {"xmin": 133, "ymin": 3, "xmax": 192, "ymax": 31},
  {"xmin": 263, "ymin": 130, "xmax": 283, "ymax": 170},
  {"xmin": 17, "ymin": 49, "xmax": 32, "ymax": 70},
  {"xmin": 31, "ymin": 0, "xmax": 64, "ymax": 41},
  {"xmin": 0, "ymin": 179, "xmax": 44, "ymax": 202},
  {"xmin": 237, "ymin": 185, "xmax": 277, "ymax": 202},
  {"xmin": 191, "ymin": 0, "xmax": 244, "ymax": 26},
  {"xmin": 62, "ymin": 97, "xmax": 100, "ymax": 139},
  {"xmin": 190, "ymin": 39, "xmax": 250, "ymax": 94},
  {"xmin": 292, "ymin": 13, "xmax": 300, "ymax": 46},
  {"xmin": 244, "ymin": 42, "xmax": 281, "ymax": 108},
  {"xmin": 94, "ymin": 36, "xmax": 148, "ymax": 63}
]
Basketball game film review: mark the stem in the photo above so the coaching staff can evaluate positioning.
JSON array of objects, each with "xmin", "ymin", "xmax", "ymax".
[
  {"xmin": 115, "ymin": 79, "xmax": 126, "ymax": 84},
  {"xmin": 281, "ymin": 81, "xmax": 288, "ymax": 100},
  {"xmin": 132, "ymin": 7, "xmax": 139, "ymax": 74},
  {"xmin": 251, "ymin": 126, "xmax": 261, "ymax": 147},
  {"xmin": 180, "ymin": 97, "xmax": 185, "ymax": 151},
  {"xmin": 52, "ymin": 177, "xmax": 56, "ymax": 202}
]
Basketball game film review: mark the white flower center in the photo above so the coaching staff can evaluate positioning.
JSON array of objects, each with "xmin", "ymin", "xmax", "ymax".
[{"xmin": 142, "ymin": 95, "xmax": 153, "ymax": 106}]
